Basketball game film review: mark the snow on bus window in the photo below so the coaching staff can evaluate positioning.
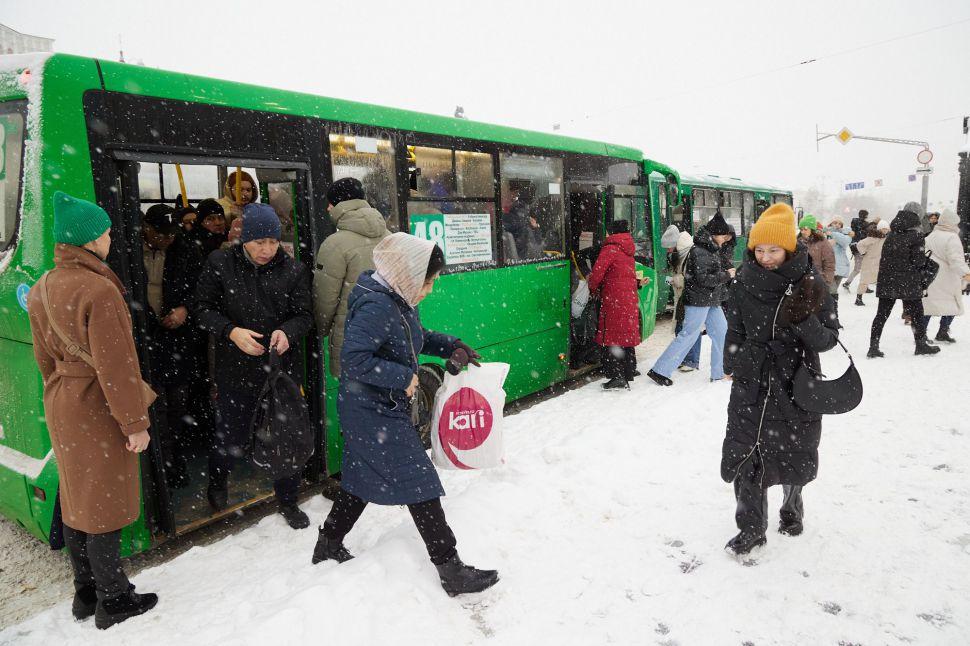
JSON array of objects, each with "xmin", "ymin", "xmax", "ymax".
[
  {"xmin": 329, "ymin": 133, "xmax": 400, "ymax": 231},
  {"xmin": 0, "ymin": 110, "xmax": 25, "ymax": 252}
]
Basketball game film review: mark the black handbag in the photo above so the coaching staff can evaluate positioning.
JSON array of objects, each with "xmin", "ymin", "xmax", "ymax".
[
  {"xmin": 792, "ymin": 339, "xmax": 863, "ymax": 415},
  {"xmin": 918, "ymin": 250, "xmax": 940, "ymax": 292},
  {"xmin": 250, "ymin": 349, "xmax": 315, "ymax": 478}
]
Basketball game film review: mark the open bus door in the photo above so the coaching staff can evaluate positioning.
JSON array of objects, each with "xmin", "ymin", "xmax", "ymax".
[
  {"xmin": 607, "ymin": 184, "xmax": 657, "ymax": 340},
  {"xmin": 107, "ymin": 154, "xmax": 321, "ymax": 542}
]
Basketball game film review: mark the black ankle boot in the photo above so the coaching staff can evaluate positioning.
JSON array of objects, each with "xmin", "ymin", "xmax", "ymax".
[
  {"xmin": 855, "ymin": 295, "xmax": 864, "ymax": 306},
  {"xmin": 915, "ymin": 338, "xmax": 941, "ymax": 355},
  {"xmin": 312, "ymin": 529, "xmax": 355, "ymax": 564},
  {"xmin": 725, "ymin": 531, "xmax": 767, "ymax": 556},
  {"xmin": 935, "ymin": 330, "xmax": 956, "ymax": 343},
  {"xmin": 435, "ymin": 554, "xmax": 499, "ymax": 597},
  {"xmin": 867, "ymin": 344, "xmax": 884, "ymax": 358},
  {"xmin": 778, "ymin": 517, "xmax": 804, "ymax": 536},
  {"xmin": 647, "ymin": 370, "xmax": 673, "ymax": 387},
  {"xmin": 279, "ymin": 503, "xmax": 310, "ymax": 529},
  {"xmin": 602, "ymin": 378, "xmax": 630, "ymax": 390},
  {"xmin": 94, "ymin": 589, "xmax": 158, "ymax": 630},
  {"xmin": 72, "ymin": 584, "xmax": 98, "ymax": 621}
]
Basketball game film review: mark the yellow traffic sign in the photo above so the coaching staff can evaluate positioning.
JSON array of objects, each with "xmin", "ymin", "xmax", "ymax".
[{"xmin": 837, "ymin": 127, "xmax": 853, "ymax": 145}]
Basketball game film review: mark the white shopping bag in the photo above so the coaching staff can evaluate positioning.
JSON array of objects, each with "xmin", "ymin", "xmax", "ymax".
[
  {"xmin": 431, "ymin": 362, "xmax": 510, "ymax": 470},
  {"xmin": 571, "ymin": 280, "xmax": 590, "ymax": 318}
]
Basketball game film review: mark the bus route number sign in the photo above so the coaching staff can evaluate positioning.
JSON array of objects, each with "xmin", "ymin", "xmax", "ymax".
[{"xmin": 410, "ymin": 213, "xmax": 493, "ymax": 265}]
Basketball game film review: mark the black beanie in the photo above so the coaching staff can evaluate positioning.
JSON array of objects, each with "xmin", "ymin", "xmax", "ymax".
[
  {"xmin": 704, "ymin": 212, "xmax": 732, "ymax": 236},
  {"xmin": 859, "ymin": 209, "xmax": 869, "ymax": 218},
  {"xmin": 198, "ymin": 198, "xmax": 226, "ymax": 220},
  {"xmin": 327, "ymin": 177, "xmax": 366, "ymax": 206},
  {"xmin": 607, "ymin": 219, "xmax": 630, "ymax": 235}
]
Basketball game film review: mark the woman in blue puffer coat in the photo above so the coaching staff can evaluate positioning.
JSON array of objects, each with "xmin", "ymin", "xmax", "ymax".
[{"xmin": 311, "ymin": 232, "xmax": 499, "ymax": 597}]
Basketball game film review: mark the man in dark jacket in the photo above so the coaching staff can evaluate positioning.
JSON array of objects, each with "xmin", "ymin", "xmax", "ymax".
[
  {"xmin": 868, "ymin": 205, "xmax": 940, "ymax": 357},
  {"xmin": 194, "ymin": 203, "xmax": 314, "ymax": 528},
  {"xmin": 843, "ymin": 209, "xmax": 869, "ymax": 291},
  {"xmin": 648, "ymin": 213, "xmax": 735, "ymax": 385},
  {"xmin": 140, "ymin": 205, "xmax": 204, "ymax": 488},
  {"xmin": 502, "ymin": 183, "xmax": 541, "ymax": 259},
  {"xmin": 721, "ymin": 204, "xmax": 839, "ymax": 555}
]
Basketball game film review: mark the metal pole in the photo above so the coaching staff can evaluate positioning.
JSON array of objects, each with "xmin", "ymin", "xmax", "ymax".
[{"xmin": 920, "ymin": 164, "xmax": 930, "ymax": 219}]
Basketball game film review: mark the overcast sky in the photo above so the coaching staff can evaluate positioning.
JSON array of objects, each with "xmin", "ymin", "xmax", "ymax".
[{"xmin": 5, "ymin": 0, "xmax": 970, "ymax": 217}]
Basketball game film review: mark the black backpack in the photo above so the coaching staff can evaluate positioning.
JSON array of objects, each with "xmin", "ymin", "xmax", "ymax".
[{"xmin": 249, "ymin": 350, "xmax": 314, "ymax": 478}]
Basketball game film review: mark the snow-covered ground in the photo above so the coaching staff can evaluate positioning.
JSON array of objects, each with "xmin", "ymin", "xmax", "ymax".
[{"xmin": 3, "ymin": 298, "xmax": 969, "ymax": 645}]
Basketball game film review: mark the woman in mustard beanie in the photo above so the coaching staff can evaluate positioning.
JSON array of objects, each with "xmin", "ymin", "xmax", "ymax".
[{"xmin": 719, "ymin": 203, "xmax": 840, "ymax": 556}]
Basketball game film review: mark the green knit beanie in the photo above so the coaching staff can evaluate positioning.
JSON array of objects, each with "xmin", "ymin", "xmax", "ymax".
[
  {"xmin": 798, "ymin": 214, "xmax": 818, "ymax": 230},
  {"xmin": 52, "ymin": 191, "xmax": 112, "ymax": 246}
]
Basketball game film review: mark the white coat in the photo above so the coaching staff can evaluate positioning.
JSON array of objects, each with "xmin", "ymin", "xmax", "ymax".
[{"xmin": 922, "ymin": 213, "xmax": 970, "ymax": 316}]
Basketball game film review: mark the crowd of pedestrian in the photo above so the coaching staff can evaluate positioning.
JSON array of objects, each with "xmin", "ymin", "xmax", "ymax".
[{"xmin": 25, "ymin": 178, "xmax": 968, "ymax": 629}]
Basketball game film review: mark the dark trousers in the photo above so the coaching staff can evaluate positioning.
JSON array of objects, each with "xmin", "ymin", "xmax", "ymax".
[
  {"xmin": 733, "ymin": 454, "xmax": 803, "ymax": 534},
  {"xmin": 153, "ymin": 383, "xmax": 189, "ymax": 479},
  {"xmin": 209, "ymin": 386, "xmax": 302, "ymax": 506},
  {"xmin": 602, "ymin": 346, "xmax": 637, "ymax": 382},
  {"xmin": 870, "ymin": 298, "xmax": 927, "ymax": 345},
  {"xmin": 322, "ymin": 488, "xmax": 458, "ymax": 565},
  {"xmin": 922, "ymin": 315, "xmax": 955, "ymax": 335},
  {"xmin": 63, "ymin": 525, "xmax": 129, "ymax": 600}
]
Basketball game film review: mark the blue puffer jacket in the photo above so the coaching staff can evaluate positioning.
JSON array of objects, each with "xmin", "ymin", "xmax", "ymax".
[
  {"xmin": 338, "ymin": 271, "xmax": 458, "ymax": 504},
  {"xmin": 828, "ymin": 230, "xmax": 852, "ymax": 277}
]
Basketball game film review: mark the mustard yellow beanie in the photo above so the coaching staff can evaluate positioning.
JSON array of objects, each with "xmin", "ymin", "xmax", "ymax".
[{"xmin": 748, "ymin": 204, "xmax": 797, "ymax": 252}]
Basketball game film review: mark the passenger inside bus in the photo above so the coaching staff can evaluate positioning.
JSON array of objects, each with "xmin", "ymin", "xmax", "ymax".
[
  {"xmin": 217, "ymin": 170, "xmax": 259, "ymax": 224},
  {"xmin": 140, "ymin": 204, "xmax": 205, "ymax": 490},
  {"xmin": 189, "ymin": 198, "xmax": 228, "ymax": 256},
  {"xmin": 502, "ymin": 181, "xmax": 541, "ymax": 259}
]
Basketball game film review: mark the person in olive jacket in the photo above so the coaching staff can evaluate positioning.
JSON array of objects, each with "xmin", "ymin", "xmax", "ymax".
[
  {"xmin": 868, "ymin": 203, "xmax": 940, "ymax": 358},
  {"xmin": 313, "ymin": 177, "xmax": 390, "ymax": 377},
  {"xmin": 721, "ymin": 204, "xmax": 839, "ymax": 556},
  {"xmin": 194, "ymin": 203, "xmax": 314, "ymax": 529}
]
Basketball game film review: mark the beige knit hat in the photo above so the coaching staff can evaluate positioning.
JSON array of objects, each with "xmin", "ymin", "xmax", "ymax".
[{"xmin": 373, "ymin": 232, "xmax": 436, "ymax": 307}]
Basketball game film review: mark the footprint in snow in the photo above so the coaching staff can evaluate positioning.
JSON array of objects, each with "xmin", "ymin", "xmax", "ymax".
[
  {"xmin": 916, "ymin": 611, "xmax": 951, "ymax": 628},
  {"xmin": 679, "ymin": 557, "xmax": 702, "ymax": 574},
  {"xmin": 820, "ymin": 601, "xmax": 842, "ymax": 615}
]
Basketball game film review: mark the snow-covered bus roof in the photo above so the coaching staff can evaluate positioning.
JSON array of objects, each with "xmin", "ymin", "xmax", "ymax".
[{"xmin": 680, "ymin": 172, "xmax": 790, "ymax": 195}]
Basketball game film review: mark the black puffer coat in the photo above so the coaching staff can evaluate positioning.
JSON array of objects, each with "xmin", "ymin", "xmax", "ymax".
[
  {"xmin": 721, "ymin": 247, "xmax": 839, "ymax": 487},
  {"xmin": 876, "ymin": 210, "xmax": 927, "ymax": 300},
  {"xmin": 194, "ymin": 245, "xmax": 313, "ymax": 390},
  {"xmin": 683, "ymin": 228, "xmax": 732, "ymax": 307}
]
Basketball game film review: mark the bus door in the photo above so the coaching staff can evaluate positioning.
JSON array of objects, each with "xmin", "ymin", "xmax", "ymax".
[
  {"xmin": 109, "ymin": 153, "xmax": 316, "ymax": 539},
  {"xmin": 648, "ymin": 174, "xmax": 673, "ymax": 313},
  {"xmin": 607, "ymin": 184, "xmax": 657, "ymax": 340},
  {"xmin": 566, "ymin": 181, "xmax": 605, "ymax": 368}
]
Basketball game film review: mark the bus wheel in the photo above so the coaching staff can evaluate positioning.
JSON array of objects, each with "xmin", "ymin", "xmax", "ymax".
[{"xmin": 412, "ymin": 364, "xmax": 444, "ymax": 450}]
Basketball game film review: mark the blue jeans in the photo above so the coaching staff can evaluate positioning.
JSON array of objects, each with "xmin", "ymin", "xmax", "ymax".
[
  {"xmin": 922, "ymin": 315, "xmax": 954, "ymax": 334},
  {"xmin": 653, "ymin": 305, "xmax": 727, "ymax": 379},
  {"xmin": 674, "ymin": 319, "xmax": 702, "ymax": 369}
]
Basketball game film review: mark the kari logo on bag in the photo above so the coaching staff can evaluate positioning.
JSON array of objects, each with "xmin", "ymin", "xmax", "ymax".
[{"xmin": 438, "ymin": 387, "xmax": 493, "ymax": 469}]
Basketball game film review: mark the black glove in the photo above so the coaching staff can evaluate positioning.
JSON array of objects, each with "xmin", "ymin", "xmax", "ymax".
[
  {"xmin": 445, "ymin": 340, "xmax": 482, "ymax": 375},
  {"xmin": 849, "ymin": 243, "xmax": 859, "ymax": 255},
  {"xmin": 778, "ymin": 275, "xmax": 828, "ymax": 325}
]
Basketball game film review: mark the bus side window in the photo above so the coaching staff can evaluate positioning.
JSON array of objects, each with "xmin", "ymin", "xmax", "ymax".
[
  {"xmin": 407, "ymin": 146, "xmax": 497, "ymax": 271},
  {"xmin": 0, "ymin": 107, "xmax": 26, "ymax": 255},
  {"xmin": 328, "ymin": 133, "xmax": 400, "ymax": 232},
  {"xmin": 721, "ymin": 190, "xmax": 743, "ymax": 234},
  {"xmin": 499, "ymin": 153, "xmax": 565, "ymax": 262}
]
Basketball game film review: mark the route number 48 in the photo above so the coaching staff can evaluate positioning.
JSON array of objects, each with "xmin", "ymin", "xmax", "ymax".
[{"xmin": 410, "ymin": 215, "xmax": 446, "ymax": 249}]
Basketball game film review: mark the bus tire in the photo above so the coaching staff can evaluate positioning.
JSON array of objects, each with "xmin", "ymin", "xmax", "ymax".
[{"xmin": 412, "ymin": 364, "xmax": 444, "ymax": 450}]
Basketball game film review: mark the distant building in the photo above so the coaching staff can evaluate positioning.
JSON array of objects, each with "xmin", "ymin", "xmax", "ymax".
[{"xmin": 0, "ymin": 24, "xmax": 54, "ymax": 55}]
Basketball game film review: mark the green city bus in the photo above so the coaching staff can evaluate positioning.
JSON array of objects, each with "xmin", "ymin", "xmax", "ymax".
[
  {"xmin": 680, "ymin": 173, "xmax": 793, "ymax": 265},
  {"xmin": 0, "ymin": 53, "xmax": 664, "ymax": 554}
]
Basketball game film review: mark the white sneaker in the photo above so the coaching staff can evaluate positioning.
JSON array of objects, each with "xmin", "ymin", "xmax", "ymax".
[{"xmin": 678, "ymin": 365, "xmax": 697, "ymax": 373}]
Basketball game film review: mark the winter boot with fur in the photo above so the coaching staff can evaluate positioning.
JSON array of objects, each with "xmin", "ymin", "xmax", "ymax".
[
  {"xmin": 915, "ymin": 338, "xmax": 941, "ymax": 355},
  {"xmin": 435, "ymin": 554, "xmax": 499, "ymax": 597},
  {"xmin": 725, "ymin": 531, "xmax": 767, "ymax": 556},
  {"xmin": 935, "ymin": 330, "xmax": 956, "ymax": 343},
  {"xmin": 311, "ymin": 530, "xmax": 355, "ymax": 564},
  {"xmin": 855, "ymin": 295, "xmax": 864, "ymax": 306},
  {"xmin": 94, "ymin": 588, "xmax": 158, "ymax": 630}
]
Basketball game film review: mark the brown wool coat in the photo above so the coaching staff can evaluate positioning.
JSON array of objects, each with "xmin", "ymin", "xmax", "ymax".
[{"xmin": 27, "ymin": 244, "xmax": 155, "ymax": 534}]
